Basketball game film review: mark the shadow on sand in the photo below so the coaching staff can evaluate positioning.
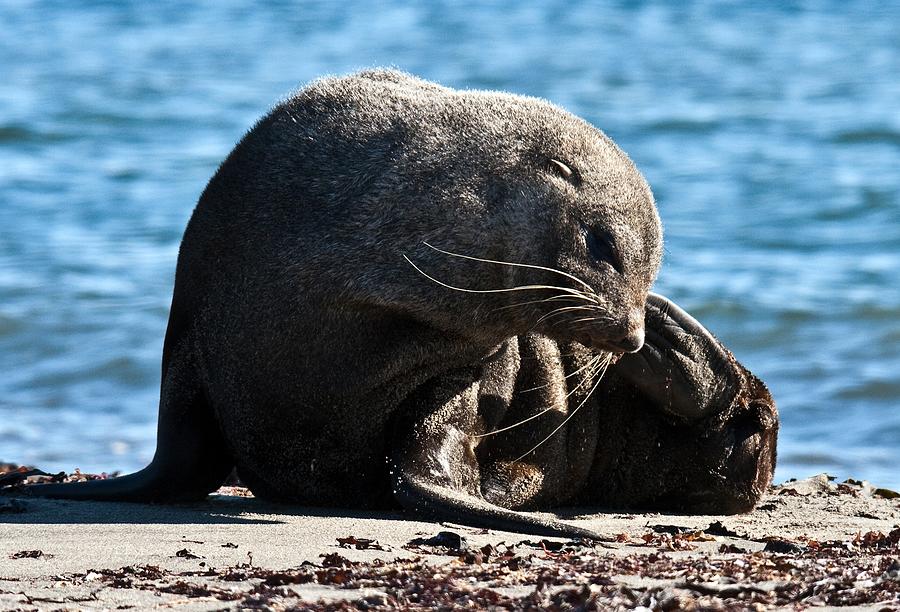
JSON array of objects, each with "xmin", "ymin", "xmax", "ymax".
[{"xmin": 0, "ymin": 493, "xmax": 412, "ymax": 526}]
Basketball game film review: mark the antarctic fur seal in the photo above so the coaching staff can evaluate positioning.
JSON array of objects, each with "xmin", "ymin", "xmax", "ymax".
[{"xmin": 24, "ymin": 70, "xmax": 777, "ymax": 537}]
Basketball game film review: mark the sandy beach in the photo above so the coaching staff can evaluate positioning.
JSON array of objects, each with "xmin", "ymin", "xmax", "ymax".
[{"xmin": 1, "ymin": 473, "xmax": 897, "ymax": 610}]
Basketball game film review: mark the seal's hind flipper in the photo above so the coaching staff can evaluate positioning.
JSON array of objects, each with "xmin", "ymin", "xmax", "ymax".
[
  {"xmin": 593, "ymin": 292, "xmax": 778, "ymax": 513},
  {"xmin": 24, "ymin": 334, "xmax": 233, "ymax": 502},
  {"xmin": 613, "ymin": 292, "xmax": 742, "ymax": 421}
]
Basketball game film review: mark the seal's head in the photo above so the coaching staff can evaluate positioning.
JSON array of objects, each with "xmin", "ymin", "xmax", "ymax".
[
  {"xmin": 269, "ymin": 70, "xmax": 661, "ymax": 354},
  {"xmin": 519, "ymin": 127, "xmax": 663, "ymax": 355},
  {"xmin": 316, "ymin": 72, "xmax": 662, "ymax": 353}
]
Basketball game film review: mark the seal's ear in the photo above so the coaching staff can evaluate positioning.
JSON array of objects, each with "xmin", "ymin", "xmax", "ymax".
[
  {"xmin": 548, "ymin": 158, "xmax": 574, "ymax": 179},
  {"xmin": 547, "ymin": 158, "xmax": 582, "ymax": 187}
]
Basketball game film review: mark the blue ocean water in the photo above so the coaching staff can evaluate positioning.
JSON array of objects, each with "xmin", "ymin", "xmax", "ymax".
[{"xmin": 1, "ymin": 2, "xmax": 897, "ymax": 488}]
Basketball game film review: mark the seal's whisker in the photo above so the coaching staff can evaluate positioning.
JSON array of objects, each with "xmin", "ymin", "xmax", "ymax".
[
  {"xmin": 548, "ymin": 313, "xmax": 616, "ymax": 330},
  {"xmin": 477, "ymin": 354, "xmax": 604, "ymax": 437},
  {"xmin": 533, "ymin": 354, "xmax": 603, "ymax": 402},
  {"xmin": 421, "ymin": 241, "xmax": 598, "ymax": 299},
  {"xmin": 472, "ymin": 404, "xmax": 558, "ymax": 438},
  {"xmin": 486, "ymin": 353, "xmax": 608, "ymax": 437},
  {"xmin": 525, "ymin": 307, "xmax": 610, "ymax": 336},
  {"xmin": 513, "ymin": 353, "xmax": 613, "ymax": 462},
  {"xmin": 563, "ymin": 353, "xmax": 609, "ymax": 400},
  {"xmin": 403, "ymin": 255, "xmax": 593, "ymax": 300},
  {"xmin": 568, "ymin": 316, "xmax": 608, "ymax": 325},
  {"xmin": 492, "ymin": 294, "xmax": 585, "ymax": 313},
  {"xmin": 534, "ymin": 305, "xmax": 600, "ymax": 326},
  {"xmin": 518, "ymin": 353, "xmax": 602, "ymax": 394}
]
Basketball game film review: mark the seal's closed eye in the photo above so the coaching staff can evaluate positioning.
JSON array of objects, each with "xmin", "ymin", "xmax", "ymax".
[{"xmin": 582, "ymin": 222, "xmax": 623, "ymax": 274}]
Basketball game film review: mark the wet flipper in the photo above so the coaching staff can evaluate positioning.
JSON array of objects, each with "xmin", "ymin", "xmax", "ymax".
[{"xmin": 601, "ymin": 292, "xmax": 778, "ymax": 513}]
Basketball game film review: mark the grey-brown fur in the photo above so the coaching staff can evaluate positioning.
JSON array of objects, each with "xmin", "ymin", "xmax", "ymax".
[{"xmin": 25, "ymin": 70, "xmax": 777, "ymax": 537}]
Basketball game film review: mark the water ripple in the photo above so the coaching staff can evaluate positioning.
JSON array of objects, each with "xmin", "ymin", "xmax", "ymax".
[{"xmin": 0, "ymin": 2, "xmax": 897, "ymax": 487}]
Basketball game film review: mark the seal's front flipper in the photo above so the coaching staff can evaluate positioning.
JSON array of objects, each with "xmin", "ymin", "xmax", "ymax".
[
  {"xmin": 23, "ymin": 336, "xmax": 233, "ymax": 502},
  {"xmin": 390, "ymin": 366, "xmax": 605, "ymax": 540},
  {"xmin": 614, "ymin": 292, "xmax": 741, "ymax": 421}
]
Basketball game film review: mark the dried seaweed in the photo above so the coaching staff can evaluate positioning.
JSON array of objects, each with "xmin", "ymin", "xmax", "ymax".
[
  {"xmin": 336, "ymin": 535, "xmax": 389, "ymax": 551},
  {"xmin": 9, "ymin": 550, "xmax": 46, "ymax": 559},
  {"xmin": 39, "ymin": 530, "xmax": 897, "ymax": 610},
  {"xmin": 173, "ymin": 548, "xmax": 203, "ymax": 559}
]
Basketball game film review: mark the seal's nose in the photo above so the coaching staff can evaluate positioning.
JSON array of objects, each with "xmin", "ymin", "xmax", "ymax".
[{"xmin": 609, "ymin": 326, "xmax": 645, "ymax": 353}]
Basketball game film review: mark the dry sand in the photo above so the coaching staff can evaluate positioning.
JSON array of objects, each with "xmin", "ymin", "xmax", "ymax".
[{"xmin": 1, "ymin": 474, "xmax": 898, "ymax": 610}]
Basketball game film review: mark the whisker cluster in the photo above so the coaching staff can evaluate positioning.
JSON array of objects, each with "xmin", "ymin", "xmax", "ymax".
[
  {"xmin": 403, "ymin": 243, "xmax": 601, "ymax": 306},
  {"xmin": 513, "ymin": 352, "xmax": 614, "ymax": 462},
  {"xmin": 474, "ymin": 351, "xmax": 612, "ymax": 444},
  {"xmin": 421, "ymin": 242, "xmax": 596, "ymax": 295},
  {"xmin": 404, "ymin": 242, "xmax": 617, "ymax": 463}
]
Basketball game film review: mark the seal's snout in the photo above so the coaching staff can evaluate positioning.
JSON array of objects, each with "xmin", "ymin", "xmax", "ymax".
[
  {"xmin": 574, "ymin": 307, "xmax": 646, "ymax": 354},
  {"xmin": 604, "ymin": 304, "xmax": 647, "ymax": 353},
  {"xmin": 607, "ymin": 326, "xmax": 645, "ymax": 354},
  {"xmin": 581, "ymin": 324, "xmax": 645, "ymax": 354}
]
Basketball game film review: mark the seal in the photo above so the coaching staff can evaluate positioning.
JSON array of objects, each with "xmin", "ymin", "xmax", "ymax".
[{"xmin": 25, "ymin": 70, "xmax": 777, "ymax": 537}]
